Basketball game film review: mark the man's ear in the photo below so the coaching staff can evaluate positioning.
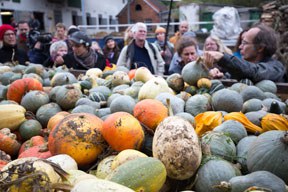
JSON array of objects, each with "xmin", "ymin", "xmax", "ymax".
[{"xmin": 255, "ymin": 45, "xmax": 264, "ymax": 53}]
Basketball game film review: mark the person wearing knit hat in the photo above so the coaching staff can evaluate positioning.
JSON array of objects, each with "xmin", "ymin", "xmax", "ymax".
[
  {"xmin": 54, "ymin": 31, "xmax": 106, "ymax": 70},
  {"xmin": 153, "ymin": 26, "xmax": 174, "ymax": 75},
  {"xmin": 0, "ymin": 24, "xmax": 29, "ymax": 65},
  {"xmin": 102, "ymin": 35, "xmax": 120, "ymax": 64}
]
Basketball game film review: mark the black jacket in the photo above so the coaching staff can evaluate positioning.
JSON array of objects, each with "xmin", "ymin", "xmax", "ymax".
[{"xmin": 0, "ymin": 44, "xmax": 29, "ymax": 65}]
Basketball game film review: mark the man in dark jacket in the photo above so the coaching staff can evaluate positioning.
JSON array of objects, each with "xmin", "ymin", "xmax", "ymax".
[
  {"xmin": 0, "ymin": 24, "xmax": 29, "ymax": 65},
  {"xmin": 205, "ymin": 24, "xmax": 286, "ymax": 83}
]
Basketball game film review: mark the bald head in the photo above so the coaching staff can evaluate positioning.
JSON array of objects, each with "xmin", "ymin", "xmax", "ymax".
[{"xmin": 179, "ymin": 21, "xmax": 189, "ymax": 35}]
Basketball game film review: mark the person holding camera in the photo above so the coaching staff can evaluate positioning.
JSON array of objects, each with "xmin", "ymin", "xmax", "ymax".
[
  {"xmin": 54, "ymin": 31, "xmax": 106, "ymax": 70},
  {"xmin": 0, "ymin": 24, "xmax": 29, "ymax": 65}
]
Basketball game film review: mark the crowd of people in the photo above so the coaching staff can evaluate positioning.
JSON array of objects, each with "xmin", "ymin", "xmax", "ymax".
[{"xmin": 0, "ymin": 17, "xmax": 287, "ymax": 83}]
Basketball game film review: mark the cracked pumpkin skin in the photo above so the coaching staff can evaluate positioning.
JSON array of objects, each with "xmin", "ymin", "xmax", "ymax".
[
  {"xmin": 102, "ymin": 112, "xmax": 144, "ymax": 152},
  {"xmin": 48, "ymin": 113, "xmax": 105, "ymax": 167}
]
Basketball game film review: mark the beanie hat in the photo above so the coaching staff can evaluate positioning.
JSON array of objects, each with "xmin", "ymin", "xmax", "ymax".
[
  {"xmin": 69, "ymin": 31, "xmax": 91, "ymax": 47},
  {"xmin": 104, "ymin": 35, "xmax": 114, "ymax": 44},
  {"xmin": 67, "ymin": 27, "xmax": 80, "ymax": 36},
  {"xmin": 155, "ymin": 27, "xmax": 166, "ymax": 34},
  {"xmin": 0, "ymin": 24, "xmax": 15, "ymax": 40}
]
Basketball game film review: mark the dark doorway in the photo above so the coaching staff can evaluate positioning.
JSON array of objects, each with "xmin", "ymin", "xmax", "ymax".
[
  {"xmin": 33, "ymin": 12, "xmax": 44, "ymax": 31},
  {"xmin": 1, "ymin": 9, "xmax": 14, "ymax": 25}
]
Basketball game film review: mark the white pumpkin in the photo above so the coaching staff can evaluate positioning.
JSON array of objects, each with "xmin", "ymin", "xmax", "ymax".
[{"xmin": 47, "ymin": 154, "xmax": 78, "ymax": 172}]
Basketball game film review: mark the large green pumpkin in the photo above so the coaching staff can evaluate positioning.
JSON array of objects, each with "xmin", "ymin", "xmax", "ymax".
[
  {"xmin": 247, "ymin": 130, "xmax": 288, "ymax": 183},
  {"xmin": 55, "ymin": 85, "xmax": 82, "ymax": 110}
]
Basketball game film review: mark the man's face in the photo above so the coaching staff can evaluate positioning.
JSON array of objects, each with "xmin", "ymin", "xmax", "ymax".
[
  {"xmin": 18, "ymin": 23, "xmax": 30, "ymax": 35},
  {"xmin": 134, "ymin": 27, "xmax": 147, "ymax": 41},
  {"xmin": 56, "ymin": 27, "xmax": 66, "ymax": 39},
  {"xmin": 3, "ymin": 30, "xmax": 16, "ymax": 46},
  {"xmin": 181, "ymin": 45, "xmax": 198, "ymax": 64},
  {"xmin": 179, "ymin": 22, "xmax": 189, "ymax": 35},
  {"xmin": 239, "ymin": 28, "xmax": 260, "ymax": 62}
]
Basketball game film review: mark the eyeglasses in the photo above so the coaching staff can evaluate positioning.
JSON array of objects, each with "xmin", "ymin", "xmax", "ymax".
[
  {"xmin": 241, "ymin": 40, "xmax": 253, "ymax": 46},
  {"xmin": 4, "ymin": 33, "xmax": 15, "ymax": 37}
]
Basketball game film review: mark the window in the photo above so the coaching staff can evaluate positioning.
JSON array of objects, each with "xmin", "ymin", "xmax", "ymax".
[
  {"xmin": 145, "ymin": 19, "xmax": 152, "ymax": 32},
  {"xmin": 12, "ymin": 0, "xmax": 21, "ymax": 3},
  {"xmin": 135, "ymin": 4, "xmax": 142, "ymax": 11},
  {"xmin": 98, "ymin": 14, "xmax": 102, "ymax": 25}
]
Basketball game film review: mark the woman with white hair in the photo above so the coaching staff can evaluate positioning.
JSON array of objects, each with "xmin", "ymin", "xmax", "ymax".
[{"xmin": 43, "ymin": 40, "xmax": 68, "ymax": 67}]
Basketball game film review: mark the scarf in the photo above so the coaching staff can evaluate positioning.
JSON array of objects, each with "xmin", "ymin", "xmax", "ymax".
[{"xmin": 73, "ymin": 48, "xmax": 97, "ymax": 69}]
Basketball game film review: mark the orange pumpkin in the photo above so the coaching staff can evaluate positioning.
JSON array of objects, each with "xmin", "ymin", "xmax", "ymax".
[
  {"xmin": 0, "ymin": 128, "xmax": 21, "ymax": 156},
  {"xmin": 47, "ymin": 111, "xmax": 70, "ymax": 131},
  {"xmin": 102, "ymin": 112, "xmax": 144, "ymax": 151},
  {"xmin": 48, "ymin": 113, "xmax": 105, "ymax": 167},
  {"xmin": 18, "ymin": 135, "xmax": 46, "ymax": 154},
  {"xmin": 0, "ymin": 150, "xmax": 11, "ymax": 170},
  {"xmin": 133, "ymin": 99, "xmax": 168, "ymax": 130},
  {"xmin": 128, "ymin": 69, "xmax": 137, "ymax": 80},
  {"xmin": 18, "ymin": 144, "xmax": 52, "ymax": 159},
  {"xmin": 7, "ymin": 78, "xmax": 43, "ymax": 103}
]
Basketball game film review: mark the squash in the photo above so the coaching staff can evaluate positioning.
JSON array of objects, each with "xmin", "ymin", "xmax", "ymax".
[
  {"xmin": 36, "ymin": 102, "xmax": 62, "ymax": 127},
  {"xmin": 6, "ymin": 78, "xmax": 43, "ymax": 103},
  {"xmin": 255, "ymin": 80, "xmax": 277, "ymax": 94},
  {"xmin": 133, "ymin": 99, "xmax": 168, "ymax": 131},
  {"xmin": 153, "ymin": 116, "xmax": 202, "ymax": 180},
  {"xmin": 71, "ymin": 105, "xmax": 96, "ymax": 114},
  {"xmin": 47, "ymin": 111, "xmax": 70, "ymax": 131},
  {"xmin": 247, "ymin": 130, "xmax": 288, "ymax": 183},
  {"xmin": 111, "ymin": 149, "xmax": 148, "ymax": 170},
  {"xmin": 110, "ymin": 95, "xmax": 136, "ymax": 114},
  {"xmin": 106, "ymin": 157, "xmax": 166, "ymax": 192},
  {"xmin": 71, "ymin": 178, "xmax": 134, "ymax": 192},
  {"xmin": 245, "ymin": 110, "xmax": 268, "ymax": 127},
  {"xmin": 111, "ymin": 71, "xmax": 130, "ymax": 87},
  {"xmin": 55, "ymin": 85, "xmax": 82, "ymax": 111},
  {"xmin": 236, "ymin": 135, "xmax": 258, "ymax": 174},
  {"xmin": 47, "ymin": 154, "xmax": 78, "ymax": 172},
  {"xmin": 195, "ymin": 158, "xmax": 241, "ymax": 192},
  {"xmin": 0, "ymin": 150, "xmax": 11, "ymax": 170},
  {"xmin": 175, "ymin": 112, "xmax": 195, "ymax": 126},
  {"xmin": 185, "ymin": 94, "xmax": 211, "ymax": 116},
  {"xmin": 18, "ymin": 135, "xmax": 46, "ymax": 155},
  {"xmin": 48, "ymin": 113, "xmax": 105, "ymax": 167},
  {"xmin": 212, "ymin": 89, "xmax": 243, "ymax": 112},
  {"xmin": 134, "ymin": 67, "xmax": 155, "ymax": 83},
  {"xmin": 20, "ymin": 90, "xmax": 50, "ymax": 113},
  {"xmin": 94, "ymin": 155, "xmax": 116, "ymax": 179},
  {"xmin": 155, "ymin": 92, "xmax": 185, "ymax": 115},
  {"xmin": 197, "ymin": 78, "xmax": 212, "ymax": 89},
  {"xmin": 218, "ymin": 171, "xmax": 286, "ymax": 192},
  {"xmin": 19, "ymin": 119, "xmax": 42, "ymax": 141},
  {"xmin": 18, "ymin": 144, "xmax": 52, "ymax": 159},
  {"xmin": 102, "ymin": 112, "xmax": 144, "ymax": 151},
  {"xmin": 240, "ymin": 86, "xmax": 266, "ymax": 102},
  {"xmin": 261, "ymin": 113, "xmax": 288, "ymax": 132},
  {"xmin": 242, "ymin": 98, "xmax": 263, "ymax": 113},
  {"xmin": 195, "ymin": 111, "xmax": 223, "ymax": 136},
  {"xmin": 0, "ymin": 104, "xmax": 26, "ymax": 131},
  {"xmin": 213, "ymin": 120, "xmax": 248, "ymax": 144},
  {"xmin": 23, "ymin": 64, "xmax": 46, "ymax": 78},
  {"xmin": 50, "ymin": 72, "xmax": 77, "ymax": 87},
  {"xmin": 128, "ymin": 69, "xmax": 136, "ymax": 80},
  {"xmin": 0, "ymin": 128, "xmax": 21, "ymax": 156},
  {"xmin": 85, "ymin": 68, "xmax": 103, "ymax": 78},
  {"xmin": 181, "ymin": 57, "xmax": 209, "ymax": 86},
  {"xmin": 201, "ymin": 131, "xmax": 237, "ymax": 162},
  {"xmin": 166, "ymin": 73, "xmax": 185, "ymax": 93}
]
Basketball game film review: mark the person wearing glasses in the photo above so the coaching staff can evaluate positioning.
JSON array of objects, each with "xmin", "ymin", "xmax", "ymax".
[
  {"xmin": 204, "ymin": 24, "xmax": 286, "ymax": 83},
  {"xmin": 54, "ymin": 31, "xmax": 106, "ymax": 70},
  {"xmin": 0, "ymin": 24, "xmax": 29, "ymax": 65}
]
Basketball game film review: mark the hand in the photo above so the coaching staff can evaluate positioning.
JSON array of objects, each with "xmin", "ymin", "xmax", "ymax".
[
  {"xmin": 209, "ymin": 67, "xmax": 224, "ymax": 79},
  {"xmin": 54, "ymin": 56, "xmax": 64, "ymax": 66},
  {"xmin": 204, "ymin": 51, "xmax": 224, "ymax": 68}
]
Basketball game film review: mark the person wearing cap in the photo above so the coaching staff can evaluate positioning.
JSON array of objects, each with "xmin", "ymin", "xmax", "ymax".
[
  {"xmin": 54, "ymin": 31, "xmax": 106, "ymax": 70},
  {"xmin": 169, "ymin": 20, "xmax": 189, "ymax": 47},
  {"xmin": 65, "ymin": 25, "xmax": 80, "ymax": 53},
  {"xmin": 117, "ymin": 22, "xmax": 165, "ymax": 75},
  {"xmin": 0, "ymin": 24, "xmax": 29, "ymax": 65},
  {"xmin": 153, "ymin": 26, "xmax": 174, "ymax": 75},
  {"xmin": 102, "ymin": 35, "xmax": 120, "ymax": 64}
]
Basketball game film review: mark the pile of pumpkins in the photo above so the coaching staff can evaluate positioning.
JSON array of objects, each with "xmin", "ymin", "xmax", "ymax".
[{"xmin": 0, "ymin": 60, "xmax": 288, "ymax": 192}]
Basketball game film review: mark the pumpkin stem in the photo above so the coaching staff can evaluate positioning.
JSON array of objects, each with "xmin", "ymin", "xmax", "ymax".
[
  {"xmin": 166, "ymin": 98, "xmax": 174, "ymax": 116},
  {"xmin": 213, "ymin": 181, "xmax": 231, "ymax": 191},
  {"xmin": 280, "ymin": 132, "xmax": 288, "ymax": 145},
  {"xmin": 25, "ymin": 111, "xmax": 36, "ymax": 120}
]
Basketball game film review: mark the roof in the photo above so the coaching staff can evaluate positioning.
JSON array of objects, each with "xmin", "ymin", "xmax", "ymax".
[{"xmin": 117, "ymin": 0, "xmax": 168, "ymax": 17}]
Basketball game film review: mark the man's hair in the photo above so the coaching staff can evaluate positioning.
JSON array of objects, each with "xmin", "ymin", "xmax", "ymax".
[
  {"xmin": 55, "ymin": 23, "xmax": 66, "ymax": 30},
  {"xmin": 176, "ymin": 36, "xmax": 197, "ymax": 55},
  {"xmin": 131, "ymin": 22, "xmax": 147, "ymax": 33},
  {"xmin": 18, "ymin": 20, "xmax": 29, "ymax": 26},
  {"xmin": 253, "ymin": 24, "xmax": 278, "ymax": 58}
]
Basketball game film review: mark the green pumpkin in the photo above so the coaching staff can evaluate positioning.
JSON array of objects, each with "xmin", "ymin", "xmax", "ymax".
[{"xmin": 19, "ymin": 119, "xmax": 42, "ymax": 141}]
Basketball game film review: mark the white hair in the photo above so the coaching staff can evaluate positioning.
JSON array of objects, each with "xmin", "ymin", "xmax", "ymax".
[{"xmin": 131, "ymin": 22, "xmax": 147, "ymax": 33}]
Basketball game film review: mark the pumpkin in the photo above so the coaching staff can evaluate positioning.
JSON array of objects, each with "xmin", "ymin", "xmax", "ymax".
[
  {"xmin": 110, "ymin": 95, "xmax": 136, "ymax": 114},
  {"xmin": 247, "ymin": 130, "xmax": 288, "ymax": 183},
  {"xmin": 18, "ymin": 135, "xmax": 46, "ymax": 155},
  {"xmin": 0, "ymin": 104, "xmax": 27, "ymax": 131},
  {"xmin": 240, "ymin": 86, "xmax": 266, "ymax": 102},
  {"xmin": 23, "ymin": 64, "xmax": 46, "ymax": 78},
  {"xmin": 55, "ymin": 85, "xmax": 82, "ymax": 111},
  {"xmin": 50, "ymin": 72, "xmax": 78, "ymax": 87},
  {"xmin": 181, "ymin": 57, "xmax": 209, "ymax": 86},
  {"xmin": 89, "ymin": 86, "xmax": 112, "ymax": 100},
  {"xmin": 212, "ymin": 89, "xmax": 243, "ymax": 112},
  {"xmin": 6, "ymin": 78, "xmax": 43, "ymax": 103},
  {"xmin": 19, "ymin": 119, "xmax": 42, "ymax": 141},
  {"xmin": 166, "ymin": 73, "xmax": 185, "ymax": 93},
  {"xmin": 195, "ymin": 111, "xmax": 223, "ymax": 136},
  {"xmin": 20, "ymin": 90, "xmax": 50, "ymax": 113},
  {"xmin": 195, "ymin": 159, "xmax": 241, "ymax": 192},
  {"xmin": 18, "ymin": 144, "xmax": 52, "ymax": 159},
  {"xmin": 106, "ymin": 157, "xmax": 166, "ymax": 192},
  {"xmin": 242, "ymin": 98, "xmax": 263, "ymax": 113},
  {"xmin": 218, "ymin": 171, "xmax": 286, "ymax": 192},
  {"xmin": 197, "ymin": 78, "xmax": 212, "ymax": 89},
  {"xmin": 128, "ymin": 69, "xmax": 136, "ymax": 80},
  {"xmin": 0, "ymin": 128, "xmax": 21, "ymax": 156},
  {"xmin": 134, "ymin": 67, "xmax": 155, "ymax": 83},
  {"xmin": 0, "ymin": 150, "xmax": 11, "ymax": 170},
  {"xmin": 85, "ymin": 68, "xmax": 103, "ymax": 78},
  {"xmin": 185, "ymin": 94, "xmax": 211, "ymax": 116},
  {"xmin": 47, "ymin": 154, "xmax": 78, "ymax": 172},
  {"xmin": 111, "ymin": 71, "xmax": 130, "ymax": 87},
  {"xmin": 133, "ymin": 99, "xmax": 168, "ymax": 131},
  {"xmin": 255, "ymin": 80, "xmax": 277, "ymax": 94},
  {"xmin": 153, "ymin": 116, "xmax": 202, "ymax": 180},
  {"xmin": 155, "ymin": 92, "xmax": 185, "ymax": 115},
  {"xmin": 47, "ymin": 111, "xmax": 70, "ymax": 131},
  {"xmin": 48, "ymin": 113, "xmax": 105, "ymax": 167},
  {"xmin": 102, "ymin": 112, "xmax": 144, "ymax": 151},
  {"xmin": 36, "ymin": 102, "xmax": 62, "ymax": 127},
  {"xmin": 94, "ymin": 155, "xmax": 116, "ymax": 179},
  {"xmin": 261, "ymin": 113, "xmax": 288, "ymax": 132}
]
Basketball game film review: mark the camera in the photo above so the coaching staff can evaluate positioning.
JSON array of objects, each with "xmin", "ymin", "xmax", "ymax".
[{"xmin": 28, "ymin": 30, "xmax": 52, "ymax": 49}]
